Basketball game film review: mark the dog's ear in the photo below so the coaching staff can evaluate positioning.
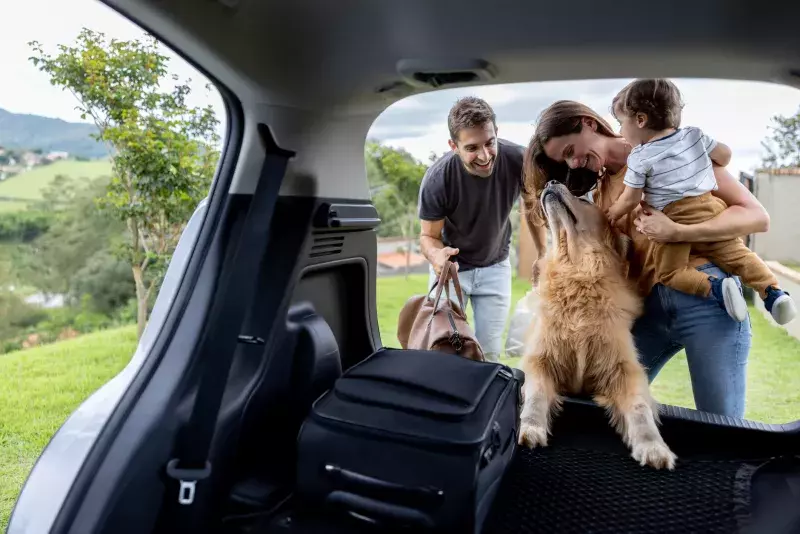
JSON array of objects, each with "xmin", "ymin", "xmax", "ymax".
[
  {"xmin": 611, "ymin": 229, "xmax": 632, "ymax": 279},
  {"xmin": 614, "ymin": 232, "xmax": 632, "ymax": 261}
]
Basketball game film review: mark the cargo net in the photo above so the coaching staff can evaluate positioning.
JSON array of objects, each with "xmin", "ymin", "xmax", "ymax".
[{"xmin": 483, "ymin": 446, "xmax": 756, "ymax": 534}]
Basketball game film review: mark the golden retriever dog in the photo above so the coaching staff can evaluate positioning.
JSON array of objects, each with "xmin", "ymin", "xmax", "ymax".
[{"xmin": 518, "ymin": 181, "xmax": 676, "ymax": 470}]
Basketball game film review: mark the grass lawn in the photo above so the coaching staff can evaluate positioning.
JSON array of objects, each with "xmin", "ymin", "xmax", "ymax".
[
  {"xmin": 0, "ymin": 159, "xmax": 112, "ymax": 204},
  {"xmin": 0, "ymin": 325, "xmax": 138, "ymax": 530},
  {"xmin": 376, "ymin": 273, "xmax": 800, "ymax": 424},
  {"xmin": 2, "ymin": 275, "xmax": 800, "ymax": 528}
]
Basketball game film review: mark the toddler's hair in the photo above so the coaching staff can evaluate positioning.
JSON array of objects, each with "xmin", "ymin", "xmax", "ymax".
[{"xmin": 611, "ymin": 78, "xmax": 685, "ymax": 130}]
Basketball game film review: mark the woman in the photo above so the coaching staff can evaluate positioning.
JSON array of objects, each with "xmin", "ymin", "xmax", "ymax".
[{"xmin": 522, "ymin": 100, "xmax": 769, "ymax": 419}]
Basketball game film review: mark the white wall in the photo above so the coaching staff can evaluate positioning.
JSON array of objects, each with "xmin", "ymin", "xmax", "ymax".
[{"xmin": 753, "ymin": 172, "xmax": 800, "ymax": 264}]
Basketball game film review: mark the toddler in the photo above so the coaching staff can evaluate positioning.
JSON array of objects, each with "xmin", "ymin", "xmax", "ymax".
[{"xmin": 606, "ymin": 78, "xmax": 795, "ymax": 325}]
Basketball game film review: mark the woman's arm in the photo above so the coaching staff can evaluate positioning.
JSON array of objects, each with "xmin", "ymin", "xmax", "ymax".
[{"xmin": 633, "ymin": 165, "xmax": 770, "ymax": 243}]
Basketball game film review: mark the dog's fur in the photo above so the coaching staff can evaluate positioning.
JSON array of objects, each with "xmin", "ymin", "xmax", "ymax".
[{"xmin": 518, "ymin": 181, "xmax": 676, "ymax": 470}]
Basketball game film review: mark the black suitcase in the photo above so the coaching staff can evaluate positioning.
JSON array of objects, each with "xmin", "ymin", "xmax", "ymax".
[{"xmin": 294, "ymin": 347, "xmax": 524, "ymax": 533}]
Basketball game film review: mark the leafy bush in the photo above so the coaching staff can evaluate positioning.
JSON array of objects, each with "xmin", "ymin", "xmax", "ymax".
[
  {"xmin": 0, "ymin": 211, "xmax": 53, "ymax": 242},
  {"xmin": 69, "ymin": 248, "xmax": 135, "ymax": 315},
  {"xmin": 0, "ymin": 291, "xmax": 49, "ymax": 346},
  {"xmin": 37, "ymin": 300, "xmax": 114, "ymax": 337}
]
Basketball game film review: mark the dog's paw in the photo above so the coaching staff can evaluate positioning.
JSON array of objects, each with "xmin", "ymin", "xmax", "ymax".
[
  {"xmin": 631, "ymin": 440, "xmax": 677, "ymax": 470},
  {"xmin": 518, "ymin": 423, "xmax": 549, "ymax": 449}
]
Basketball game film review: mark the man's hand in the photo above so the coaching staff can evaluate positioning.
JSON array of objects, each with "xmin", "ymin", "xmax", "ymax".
[{"xmin": 432, "ymin": 246, "xmax": 459, "ymax": 276}]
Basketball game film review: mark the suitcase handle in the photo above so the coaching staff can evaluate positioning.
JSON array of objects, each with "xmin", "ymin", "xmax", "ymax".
[
  {"xmin": 324, "ymin": 464, "xmax": 444, "ymax": 508},
  {"xmin": 326, "ymin": 490, "xmax": 436, "ymax": 529}
]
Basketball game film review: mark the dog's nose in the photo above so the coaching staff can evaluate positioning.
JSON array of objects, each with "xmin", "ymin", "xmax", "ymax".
[{"xmin": 547, "ymin": 180, "xmax": 559, "ymax": 187}]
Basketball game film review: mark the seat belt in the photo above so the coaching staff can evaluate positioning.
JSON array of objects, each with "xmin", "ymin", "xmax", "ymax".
[{"xmin": 162, "ymin": 127, "xmax": 295, "ymax": 530}]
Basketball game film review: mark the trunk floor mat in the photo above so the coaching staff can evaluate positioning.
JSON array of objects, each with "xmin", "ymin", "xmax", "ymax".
[
  {"xmin": 484, "ymin": 445, "xmax": 769, "ymax": 534},
  {"xmin": 247, "ymin": 445, "xmax": 800, "ymax": 534}
]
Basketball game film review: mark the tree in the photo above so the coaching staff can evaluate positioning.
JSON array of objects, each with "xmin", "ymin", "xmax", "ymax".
[
  {"xmin": 30, "ymin": 29, "xmax": 221, "ymax": 338},
  {"xmin": 15, "ymin": 175, "xmax": 124, "ymax": 300},
  {"xmin": 365, "ymin": 141, "xmax": 428, "ymax": 277},
  {"xmin": 761, "ymin": 105, "xmax": 800, "ymax": 169}
]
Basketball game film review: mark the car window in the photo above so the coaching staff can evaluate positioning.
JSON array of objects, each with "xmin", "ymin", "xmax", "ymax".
[{"xmin": 0, "ymin": 0, "xmax": 227, "ymax": 528}]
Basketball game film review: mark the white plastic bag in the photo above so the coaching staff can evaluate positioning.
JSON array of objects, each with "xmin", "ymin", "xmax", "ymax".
[{"xmin": 504, "ymin": 289, "xmax": 540, "ymax": 358}]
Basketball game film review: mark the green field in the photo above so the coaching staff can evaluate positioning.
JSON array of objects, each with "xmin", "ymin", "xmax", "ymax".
[
  {"xmin": 0, "ymin": 200, "xmax": 32, "ymax": 213},
  {"xmin": 0, "ymin": 160, "xmax": 112, "ymax": 210},
  {"xmin": 1, "ymin": 275, "xmax": 800, "ymax": 528},
  {"xmin": 0, "ymin": 325, "xmax": 138, "ymax": 530}
]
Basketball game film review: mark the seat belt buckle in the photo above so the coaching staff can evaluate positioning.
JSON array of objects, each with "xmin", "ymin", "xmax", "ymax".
[{"xmin": 166, "ymin": 459, "xmax": 212, "ymax": 505}]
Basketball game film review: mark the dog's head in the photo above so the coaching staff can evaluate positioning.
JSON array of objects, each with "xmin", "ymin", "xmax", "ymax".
[{"xmin": 540, "ymin": 180, "xmax": 631, "ymax": 273}]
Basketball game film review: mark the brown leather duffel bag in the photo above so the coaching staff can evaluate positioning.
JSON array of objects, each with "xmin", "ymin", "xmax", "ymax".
[{"xmin": 397, "ymin": 261, "xmax": 485, "ymax": 362}]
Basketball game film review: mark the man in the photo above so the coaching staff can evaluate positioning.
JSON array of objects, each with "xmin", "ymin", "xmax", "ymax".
[{"xmin": 417, "ymin": 96, "xmax": 525, "ymax": 362}]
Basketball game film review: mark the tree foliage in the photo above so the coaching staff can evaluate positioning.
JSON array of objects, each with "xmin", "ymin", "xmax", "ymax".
[
  {"xmin": 0, "ymin": 210, "xmax": 52, "ymax": 242},
  {"xmin": 29, "ymin": 28, "xmax": 221, "ymax": 337},
  {"xmin": 15, "ymin": 175, "xmax": 124, "ymax": 300},
  {"xmin": 365, "ymin": 140, "xmax": 428, "ymax": 275},
  {"xmin": 761, "ymin": 105, "xmax": 800, "ymax": 169}
]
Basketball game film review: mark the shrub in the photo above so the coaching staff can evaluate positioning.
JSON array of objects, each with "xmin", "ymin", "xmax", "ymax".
[{"xmin": 0, "ymin": 211, "xmax": 53, "ymax": 242}]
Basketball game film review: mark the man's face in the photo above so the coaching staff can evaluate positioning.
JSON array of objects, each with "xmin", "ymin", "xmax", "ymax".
[{"xmin": 448, "ymin": 122, "xmax": 498, "ymax": 178}]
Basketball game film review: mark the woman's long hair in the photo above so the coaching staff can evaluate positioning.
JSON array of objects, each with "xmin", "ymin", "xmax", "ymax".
[{"xmin": 522, "ymin": 100, "xmax": 621, "ymax": 225}]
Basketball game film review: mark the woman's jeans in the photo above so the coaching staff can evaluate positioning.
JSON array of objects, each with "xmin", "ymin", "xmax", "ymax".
[{"xmin": 632, "ymin": 263, "xmax": 752, "ymax": 419}]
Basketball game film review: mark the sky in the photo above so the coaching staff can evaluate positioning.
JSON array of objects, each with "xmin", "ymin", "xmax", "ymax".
[
  {"xmin": 0, "ymin": 0, "xmax": 226, "ymax": 134},
  {"xmin": 3, "ymin": 0, "xmax": 800, "ymax": 178},
  {"xmin": 368, "ymin": 79, "xmax": 800, "ymax": 178}
]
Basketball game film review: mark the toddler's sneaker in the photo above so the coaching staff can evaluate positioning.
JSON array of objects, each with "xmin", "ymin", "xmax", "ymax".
[
  {"xmin": 709, "ymin": 276, "xmax": 747, "ymax": 322},
  {"xmin": 764, "ymin": 286, "xmax": 797, "ymax": 325}
]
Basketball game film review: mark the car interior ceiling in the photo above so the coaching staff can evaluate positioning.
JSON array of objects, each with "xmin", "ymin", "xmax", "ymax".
[{"xmin": 63, "ymin": 0, "xmax": 800, "ymax": 532}]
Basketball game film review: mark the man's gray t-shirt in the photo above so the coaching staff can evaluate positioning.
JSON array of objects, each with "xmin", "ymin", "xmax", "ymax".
[{"xmin": 418, "ymin": 138, "xmax": 525, "ymax": 271}]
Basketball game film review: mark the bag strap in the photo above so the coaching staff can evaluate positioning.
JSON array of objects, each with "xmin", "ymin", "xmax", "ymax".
[
  {"xmin": 162, "ymin": 129, "xmax": 294, "ymax": 530},
  {"xmin": 446, "ymin": 262, "xmax": 466, "ymax": 310},
  {"xmin": 431, "ymin": 261, "xmax": 466, "ymax": 312}
]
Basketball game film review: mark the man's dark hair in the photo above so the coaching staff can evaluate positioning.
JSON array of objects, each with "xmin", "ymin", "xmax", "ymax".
[
  {"xmin": 611, "ymin": 78, "xmax": 685, "ymax": 130},
  {"xmin": 447, "ymin": 96, "xmax": 497, "ymax": 142}
]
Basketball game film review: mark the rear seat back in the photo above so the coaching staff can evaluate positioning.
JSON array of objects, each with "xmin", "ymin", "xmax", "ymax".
[{"xmin": 228, "ymin": 302, "xmax": 342, "ymax": 509}]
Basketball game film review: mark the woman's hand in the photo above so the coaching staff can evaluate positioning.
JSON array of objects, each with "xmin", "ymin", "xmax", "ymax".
[
  {"xmin": 632, "ymin": 166, "xmax": 770, "ymax": 244},
  {"xmin": 633, "ymin": 202, "xmax": 683, "ymax": 243}
]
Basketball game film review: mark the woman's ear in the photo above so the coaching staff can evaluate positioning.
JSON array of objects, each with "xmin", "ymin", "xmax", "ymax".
[{"xmin": 583, "ymin": 117, "xmax": 597, "ymax": 131}]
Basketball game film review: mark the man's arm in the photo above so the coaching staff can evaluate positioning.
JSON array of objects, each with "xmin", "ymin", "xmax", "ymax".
[{"xmin": 420, "ymin": 219, "xmax": 459, "ymax": 276}]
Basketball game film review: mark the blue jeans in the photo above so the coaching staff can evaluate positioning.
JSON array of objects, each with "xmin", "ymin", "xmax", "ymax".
[
  {"xmin": 632, "ymin": 263, "xmax": 752, "ymax": 418},
  {"xmin": 428, "ymin": 258, "xmax": 512, "ymax": 362}
]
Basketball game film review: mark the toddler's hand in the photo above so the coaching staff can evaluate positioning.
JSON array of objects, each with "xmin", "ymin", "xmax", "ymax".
[{"xmin": 605, "ymin": 205, "xmax": 622, "ymax": 224}]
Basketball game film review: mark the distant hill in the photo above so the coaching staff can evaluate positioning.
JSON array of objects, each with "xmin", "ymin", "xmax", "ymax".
[{"xmin": 0, "ymin": 108, "xmax": 108, "ymax": 159}]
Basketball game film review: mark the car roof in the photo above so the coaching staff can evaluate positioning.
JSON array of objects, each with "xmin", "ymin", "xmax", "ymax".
[{"xmin": 105, "ymin": 0, "xmax": 800, "ymax": 199}]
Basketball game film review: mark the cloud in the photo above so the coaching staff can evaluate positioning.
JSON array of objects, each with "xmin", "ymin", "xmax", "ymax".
[{"xmin": 370, "ymin": 78, "xmax": 800, "ymax": 177}]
